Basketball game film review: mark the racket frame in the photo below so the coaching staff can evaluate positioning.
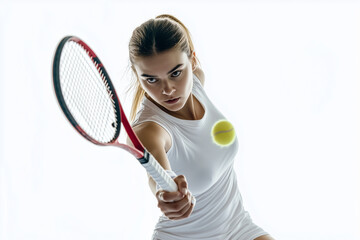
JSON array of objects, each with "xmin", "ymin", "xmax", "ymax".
[
  {"xmin": 52, "ymin": 36, "xmax": 178, "ymax": 192},
  {"xmin": 53, "ymin": 36, "xmax": 178, "ymax": 192},
  {"xmin": 53, "ymin": 36, "xmax": 147, "ymax": 159}
]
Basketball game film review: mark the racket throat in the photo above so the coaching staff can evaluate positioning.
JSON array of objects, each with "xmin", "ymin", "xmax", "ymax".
[
  {"xmin": 112, "ymin": 142, "xmax": 144, "ymax": 159},
  {"xmin": 138, "ymin": 150, "xmax": 151, "ymax": 164}
]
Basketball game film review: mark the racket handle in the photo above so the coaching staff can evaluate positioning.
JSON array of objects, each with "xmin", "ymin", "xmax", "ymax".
[{"xmin": 141, "ymin": 152, "xmax": 178, "ymax": 192}]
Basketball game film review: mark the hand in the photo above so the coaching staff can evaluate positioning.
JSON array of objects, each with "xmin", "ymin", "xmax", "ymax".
[{"xmin": 156, "ymin": 175, "xmax": 195, "ymax": 220}]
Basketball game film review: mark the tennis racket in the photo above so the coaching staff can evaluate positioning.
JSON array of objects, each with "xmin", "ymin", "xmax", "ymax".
[{"xmin": 52, "ymin": 36, "xmax": 178, "ymax": 192}]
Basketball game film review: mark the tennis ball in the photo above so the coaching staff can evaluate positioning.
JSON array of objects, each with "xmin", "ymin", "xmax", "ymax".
[{"xmin": 211, "ymin": 120, "xmax": 236, "ymax": 146}]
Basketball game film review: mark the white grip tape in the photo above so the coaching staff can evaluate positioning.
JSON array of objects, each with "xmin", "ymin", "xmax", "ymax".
[
  {"xmin": 142, "ymin": 154, "xmax": 178, "ymax": 192},
  {"xmin": 156, "ymin": 170, "xmax": 176, "ymax": 193}
]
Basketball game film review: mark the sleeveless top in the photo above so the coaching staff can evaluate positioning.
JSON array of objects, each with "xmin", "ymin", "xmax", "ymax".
[{"xmin": 132, "ymin": 75, "xmax": 268, "ymax": 240}]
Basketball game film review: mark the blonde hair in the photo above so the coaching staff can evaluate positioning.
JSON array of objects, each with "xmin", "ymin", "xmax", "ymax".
[{"xmin": 128, "ymin": 14, "xmax": 200, "ymax": 121}]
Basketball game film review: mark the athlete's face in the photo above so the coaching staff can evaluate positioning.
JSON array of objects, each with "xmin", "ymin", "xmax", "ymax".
[{"xmin": 133, "ymin": 48, "xmax": 194, "ymax": 114}]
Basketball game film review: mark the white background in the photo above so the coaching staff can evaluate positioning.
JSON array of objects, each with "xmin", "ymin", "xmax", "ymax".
[{"xmin": 0, "ymin": 0, "xmax": 359, "ymax": 239}]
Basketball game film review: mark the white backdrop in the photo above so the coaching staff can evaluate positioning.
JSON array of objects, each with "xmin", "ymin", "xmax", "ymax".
[{"xmin": 0, "ymin": 0, "xmax": 359, "ymax": 239}]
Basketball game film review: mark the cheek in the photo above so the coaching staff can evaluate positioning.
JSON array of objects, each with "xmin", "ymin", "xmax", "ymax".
[
  {"xmin": 143, "ymin": 85, "xmax": 160, "ymax": 98},
  {"xmin": 139, "ymin": 81, "xmax": 156, "ymax": 97},
  {"xmin": 143, "ymin": 84, "xmax": 169, "ymax": 104}
]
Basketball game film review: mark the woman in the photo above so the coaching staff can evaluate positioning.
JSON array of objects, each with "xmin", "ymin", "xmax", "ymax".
[{"xmin": 127, "ymin": 14, "xmax": 275, "ymax": 240}]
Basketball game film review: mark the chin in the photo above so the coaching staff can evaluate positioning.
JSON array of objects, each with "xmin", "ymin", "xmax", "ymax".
[
  {"xmin": 162, "ymin": 99, "xmax": 186, "ymax": 112},
  {"xmin": 163, "ymin": 103, "xmax": 184, "ymax": 113}
]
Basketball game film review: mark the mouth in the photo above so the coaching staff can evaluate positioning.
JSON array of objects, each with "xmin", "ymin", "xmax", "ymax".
[{"xmin": 164, "ymin": 97, "xmax": 180, "ymax": 104}]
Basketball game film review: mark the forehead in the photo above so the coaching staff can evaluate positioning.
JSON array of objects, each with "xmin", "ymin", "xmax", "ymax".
[{"xmin": 134, "ymin": 48, "xmax": 189, "ymax": 74}]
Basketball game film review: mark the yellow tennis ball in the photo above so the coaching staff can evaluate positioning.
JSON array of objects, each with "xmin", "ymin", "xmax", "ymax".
[{"xmin": 211, "ymin": 120, "xmax": 236, "ymax": 146}]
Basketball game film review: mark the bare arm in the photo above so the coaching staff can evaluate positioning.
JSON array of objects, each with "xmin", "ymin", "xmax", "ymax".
[
  {"xmin": 127, "ymin": 122, "xmax": 171, "ymax": 195},
  {"xmin": 126, "ymin": 121, "xmax": 195, "ymax": 220}
]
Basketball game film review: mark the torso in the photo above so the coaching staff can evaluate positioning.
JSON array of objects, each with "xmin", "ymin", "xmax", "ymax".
[
  {"xmin": 132, "ymin": 72, "xmax": 268, "ymax": 240},
  {"xmin": 137, "ymin": 92, "xmax": 205, "ymax": 153}
]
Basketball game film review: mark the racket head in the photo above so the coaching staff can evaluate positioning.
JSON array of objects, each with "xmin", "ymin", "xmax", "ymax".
[{"xmin": 52, "ymin": 36, "xmax": 121, "ymax": 146}]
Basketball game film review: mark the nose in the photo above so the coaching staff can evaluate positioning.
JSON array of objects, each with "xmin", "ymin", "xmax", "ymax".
[
  {"xmin": 161, "ymin": 81, "xmax": 176, "ymax": 96},
  {"xmin": 162, "ymin": 89, "xmax": 176, "ymax": 95}
]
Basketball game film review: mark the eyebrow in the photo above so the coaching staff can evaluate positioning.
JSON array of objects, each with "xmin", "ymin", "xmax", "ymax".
[{"xmin": 141, "ymin": 64, "xmax": 183, "ymax": 78}]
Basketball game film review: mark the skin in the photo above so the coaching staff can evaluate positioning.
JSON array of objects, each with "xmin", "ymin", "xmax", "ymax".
[
  {"xmin": 132, "ymin": 48, "xmax": 204, "ymax": 120},
  {"xmin": 254, "ymin": 235, "xmax": 276, "ymax": 240},
  {"xmin": 127, "ymin": 47, "xmax": 275, "ymax": 239},
  {"xmin": 126, "ymin": 48, "xmax": 204, "ymax": 221}
]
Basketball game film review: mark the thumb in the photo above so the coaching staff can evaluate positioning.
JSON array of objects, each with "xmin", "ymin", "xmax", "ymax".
[
  {"xmin": 174, "ymin": 175, "xmax": 188, "ymax": 195},
  {"xmin": 180, "ymin": 183, "xmax": 188, "ymax": 195}
]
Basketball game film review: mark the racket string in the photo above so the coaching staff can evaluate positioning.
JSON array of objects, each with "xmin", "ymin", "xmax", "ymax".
[
  {"xmin": 59, "ymin": 41, "xmax": 118, "ymax": 143},
  {"xmin": 78, "ymin": 45, "xmax": 117, "ymax": 141},
  {"xmin": 62, "ymin": 46, "xmax": 98, "ymax": 133}
]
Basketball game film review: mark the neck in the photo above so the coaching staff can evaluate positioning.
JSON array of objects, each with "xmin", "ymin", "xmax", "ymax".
[
  {"xmin": 146, "ymin": 93, "xmax": 198, "ymax": 120},
  {"xmin": 189, "ymin": 94, "xmax": 197, "ymax": 120}
]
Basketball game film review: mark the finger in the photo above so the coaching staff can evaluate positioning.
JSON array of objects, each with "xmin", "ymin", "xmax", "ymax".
[
  {"xmin": 162, "ymin": 191, "xmax": 192, "ymax": 215},
  {"xmin": 174, "ymin": 175, "xmax": 188, "ymax": 195},
  {"xmin": 191, "ymin": 194, "xmax": 196, "ymax": 206},
  {"xmin": 169, "ymin": 201, "xmax": 195, "ymax": 220},
  {"xmin": 166, "ymin": 202, "xmax": 192, "ymax": 219},
  {"xmin": 157, "ymin": 191, "xmax": 165, "ymax": 202},
  {"xmin": 161, "ymin": 190, "xmax": 184, "ymax": 202}
]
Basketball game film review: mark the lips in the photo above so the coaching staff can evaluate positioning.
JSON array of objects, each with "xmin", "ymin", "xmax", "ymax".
[{"xmin": 165, "ymin": 97, "xmax": 180, "ymax": 104}]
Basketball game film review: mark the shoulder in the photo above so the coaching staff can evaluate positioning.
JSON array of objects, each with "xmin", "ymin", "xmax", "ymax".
[
  {"xmin": 129, "ymin": 121, "xmax": 172, "ymax": 153},
  {"xmin": 193, "ymin": 67, "xmax": 205, "ymax": 86}
]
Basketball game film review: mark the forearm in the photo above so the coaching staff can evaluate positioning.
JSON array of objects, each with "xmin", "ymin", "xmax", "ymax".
[{"xmin": 148, "ymin": 176, "xmax": 157, "ymax": 196}]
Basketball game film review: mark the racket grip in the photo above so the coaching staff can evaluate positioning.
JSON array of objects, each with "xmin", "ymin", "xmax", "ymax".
[{"xmin": 141, "ymin": 153, "xmax": 178, "ymax": 192}]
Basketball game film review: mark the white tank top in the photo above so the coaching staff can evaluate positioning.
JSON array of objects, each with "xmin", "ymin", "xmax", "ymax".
[{"xmin": 133, "ymin": 75, "xmax": 268, "ymax": 240}]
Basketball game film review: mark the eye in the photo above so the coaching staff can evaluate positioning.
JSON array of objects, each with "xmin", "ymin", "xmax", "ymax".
[
  {"xmin": 171, "ymin": 70, "xmax": 182, "ymax": 77},
  {"xmin": 146, "ymin": 78, "xmax": 158, "ymax": 84}
]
